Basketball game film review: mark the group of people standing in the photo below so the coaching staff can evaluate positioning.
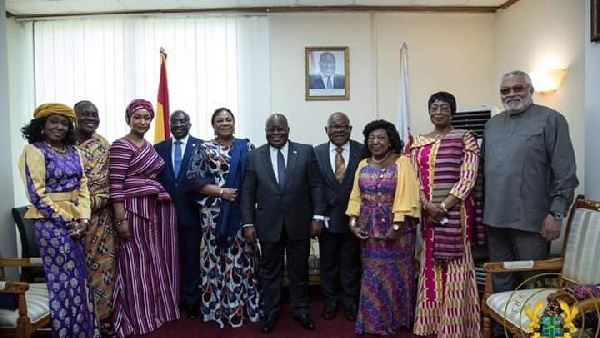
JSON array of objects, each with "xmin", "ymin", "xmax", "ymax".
[{"xmin": 17, "ymin": 69, "xmax": 578, "ymax": 338}]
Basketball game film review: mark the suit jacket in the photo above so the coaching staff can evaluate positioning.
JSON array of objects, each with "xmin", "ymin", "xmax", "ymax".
[
  {"xmin": 314, "ymin": 140, "xmax": 364, "ymax": 233},
  {"xmin": 309, "ymin": 74, "xmax": 346, "ymax": 90},
  {"xmin": 155, "ymin": 135, "xmax": 203, "ymax": 228},
  {"xmin": 241, "ymin": 141, "xmax": 326, "ymax": 242}
]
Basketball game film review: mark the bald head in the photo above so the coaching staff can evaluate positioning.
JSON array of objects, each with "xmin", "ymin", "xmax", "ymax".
[
  {"xmin": 326, "ymin": 112, "xmax": 351, "ymax": 146},
  {"xmin": 265, "ymin": 113, "xmax": 290, "ymax": 149}
]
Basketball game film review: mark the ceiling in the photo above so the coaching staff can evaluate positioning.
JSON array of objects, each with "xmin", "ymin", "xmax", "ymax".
[{"xmin": 6, "ymin": 0, "xmax": 520, "ymax": 18}]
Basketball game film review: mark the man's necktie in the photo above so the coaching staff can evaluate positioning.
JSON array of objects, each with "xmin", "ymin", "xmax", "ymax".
[
  {"xmin": 174, "ymin": 140, "xmax": 183, "ymax": 177},
  {"xmin": 326, "ymin": 76, "xmax": 333, "ymax": 90},
  {"xmin": 277, "ymin": 149, "xmax": 286, "ymax": 190},
  {"xmin": 334, "ymin": 147, "xmax": 345, "ymax": 183}
]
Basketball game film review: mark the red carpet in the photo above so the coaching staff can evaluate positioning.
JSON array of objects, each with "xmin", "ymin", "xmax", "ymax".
[
  {"xmin": 143, "ymin": 292, "xmax": 436, "ymax": 338},
  {"xmin": 34, "ymin": 288, "xmax": 436, "ymax": 338}
]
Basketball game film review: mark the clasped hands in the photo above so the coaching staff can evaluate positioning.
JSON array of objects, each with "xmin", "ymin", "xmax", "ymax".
[
  {"xmin": 348, "ymin": 221, "xmax": 401, "ymax": 241},
  {"xmin": 67, "ymin": 218, "xmax": 90, "ymax": 239},
  {"xmin": 423, "ymin": 202, "xmax": 447, "ymax": 226}
]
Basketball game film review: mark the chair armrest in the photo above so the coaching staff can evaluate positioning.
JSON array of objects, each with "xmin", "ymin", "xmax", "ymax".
[
  {"xmin": 484, "ymin": 258, "xmax": 563, "ymax": 273},
  {"xmin": 0, "ymin": 257, "xmax": 43, "ymax": 268},
  {"xmin": 578, "ymin": 297, "xmax": 600, "ymax": 313},
  {"xmin": 0, "ymin": 281, "xmax": 30, "ymax": 293},
  {"xmin": 483, "ymin": 258, "xmax": 563, "ymax": 296}
]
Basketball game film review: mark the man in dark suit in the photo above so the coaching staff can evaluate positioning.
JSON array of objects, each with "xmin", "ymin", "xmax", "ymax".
[
  {"xmin": 241, "ymin": 113, "xmax": 326, "ymax": 334},
  {"xmin": 309, "ymin": 52, "xmax": 346, "ymax": 90},
  {"xmin": 314, "ymin": 112, "xmax": 362, "ymax": 322},
  {"xmin": 155, "ymin": 110, "xmax": 203, "ymax": 319}
]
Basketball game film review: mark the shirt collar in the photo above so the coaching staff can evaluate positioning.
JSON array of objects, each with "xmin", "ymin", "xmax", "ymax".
[
  {"xmin": 329, "ymin": 141, "xmax": 349, "ymax": 152},
  {"xmin": 270, "ymin": 141, "xmax": 289, "ymax": 154},
  {"xmin": 173, "ymin": 134, "xmax": 190, "ymax": 145}
]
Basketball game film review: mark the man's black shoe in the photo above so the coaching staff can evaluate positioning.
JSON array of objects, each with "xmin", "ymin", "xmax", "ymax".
[
  {"xmin": 322, "ymin": 301, "xmax": 337, "ymax": 320},
  {"xmin": 186, "ymin": 305, "xmax": 199, "ymax": 319},
  {"xmin": 344, "ymin": 304, "xmax": 357, "ymax": 322},
  {"xmin": 294, "ymin": 313, "xmax": 316, "ymax": 330},
  {"xmin": 261, "ymin": 316, "xmax": 277, "ymax": 334}
]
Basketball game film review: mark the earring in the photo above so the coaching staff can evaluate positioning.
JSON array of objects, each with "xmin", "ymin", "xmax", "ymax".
[{"xmin": 41, "ymin": 129, "xmax": 44, "ymax": 135}]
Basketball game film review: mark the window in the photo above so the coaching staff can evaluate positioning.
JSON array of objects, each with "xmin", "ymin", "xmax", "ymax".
[{"xmin": 33, "ymin": 15, "xmax": 270, "ymax": 142}]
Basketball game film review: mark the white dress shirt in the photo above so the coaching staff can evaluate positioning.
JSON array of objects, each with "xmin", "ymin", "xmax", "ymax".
[
  {"xmin": 269, "ymin": 142, "xmax": 289, "ymax": 184},
  {"xmin": 329, "ymin": 141, "xmax": 350, "ymax": 174}
]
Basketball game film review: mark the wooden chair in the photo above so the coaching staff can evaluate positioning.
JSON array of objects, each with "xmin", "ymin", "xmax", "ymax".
[
  {"xmin": 481, "ymin": 197, "xmax": 600, "ymax": 338},
  {"xmin": 0, "ymin": 256, "xmax": 50, "ymax": 338},
  {"xmin": 11, "ymin": 207, "xmax": 44, "ymax": 283}
]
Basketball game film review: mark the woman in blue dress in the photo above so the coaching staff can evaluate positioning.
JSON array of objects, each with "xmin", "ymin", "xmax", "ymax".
[{"xmin": 19, "ymin": 103, "xmax": 99, "ymax": 338}]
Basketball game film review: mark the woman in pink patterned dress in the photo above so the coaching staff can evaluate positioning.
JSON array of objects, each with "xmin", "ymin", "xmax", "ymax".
[
  {"xmin": 411, "ymin": 91, "xmax": 485, "ymax": 338},
  {"xmin": 109, "ymin": 99, "xmax": 180, "ymax": 337}
]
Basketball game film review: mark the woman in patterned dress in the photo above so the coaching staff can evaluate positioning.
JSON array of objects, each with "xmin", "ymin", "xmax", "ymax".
[
  {"xmin": 19, "ymin": 103, "xmax": 100, "ymax": 338},
  {"xmin": 411, "ymin": 92, "xmax": 485, "ymax": 338},
  {"xmin": 345, "ymin": 119, "xmax": 421, "ymax": 336},
  {"xmin": 109, "ymin": 99, "xmax": 180, "ymax": 337},
  {"xmin": 74, "ymin": 100, "xmax": 116, "ymax": 337},
  {"xmin": 186, "ymin": 107, "xmax": 260, "ymax": 328}
]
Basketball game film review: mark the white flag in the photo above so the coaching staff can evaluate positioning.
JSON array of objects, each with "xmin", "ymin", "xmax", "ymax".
[{"xmin": 396, "ymin": 43, "xmax": 413, "ymax": 154}]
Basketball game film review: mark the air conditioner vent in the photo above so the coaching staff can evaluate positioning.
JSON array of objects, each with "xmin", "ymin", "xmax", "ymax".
[{"xmin": 451, "ymin": 108, "xmax": 493, "ymax": 139}]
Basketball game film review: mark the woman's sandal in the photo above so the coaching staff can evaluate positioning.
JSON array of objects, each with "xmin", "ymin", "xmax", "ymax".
[{"xmin": 100, "ymin": 322, "xmax": 117, "ymax": 338}]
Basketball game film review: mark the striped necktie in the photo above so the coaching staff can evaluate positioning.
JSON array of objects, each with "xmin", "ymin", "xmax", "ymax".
[{"xmin": 334, "ymin": 146, "xmax": 345, "ymax": 183}]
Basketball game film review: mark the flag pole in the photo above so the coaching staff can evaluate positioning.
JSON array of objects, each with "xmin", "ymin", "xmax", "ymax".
[{"xmin": 154, "ymin": 47, "xmax": 170, "ymax": 143}]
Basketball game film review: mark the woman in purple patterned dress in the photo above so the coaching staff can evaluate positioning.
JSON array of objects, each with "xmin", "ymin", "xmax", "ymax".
[
  {"xmin": 109, "ymin": 99, "xmax": 180, "ymax": 337},
  {"xmin": 186, "ymin": 107, "xmax": 260, "ymax": 328},
  {"xmin": 345, "ymin": 119, "xmax": 421, "ymax": 336},
  {"xmin": 19, "ymin": 103, "xmax": 100, "ymax": 338}
]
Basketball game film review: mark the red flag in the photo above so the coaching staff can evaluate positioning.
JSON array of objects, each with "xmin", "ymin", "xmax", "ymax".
[
  {"xmin": 396, "ymin": 43, "xmax": 413, "ymax": 154},
  {"xmin": 154, "ymin": 48, "xmax": 170, "ymax": 143}
]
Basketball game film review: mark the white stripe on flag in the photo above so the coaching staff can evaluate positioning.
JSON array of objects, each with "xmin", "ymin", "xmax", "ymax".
[{"xmin": 396, "ymin": 43, "xmax": 412, "ymax": 153}]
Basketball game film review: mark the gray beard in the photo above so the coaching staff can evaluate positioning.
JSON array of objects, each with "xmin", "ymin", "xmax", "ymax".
[{"xmin": 503, "ymin": 97, "xmax": 533, "ymax": 114}]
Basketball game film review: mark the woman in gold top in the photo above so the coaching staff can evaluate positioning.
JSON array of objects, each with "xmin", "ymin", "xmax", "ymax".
[
  {"xmin": 19, "ymin": 103, "xmax": 100, "ymax": 337},
  {"xmin": 345, "ymin": 119, "xmax": 420, "ymax": 336},
  {"xmin": 74, "ymin": 100, "xmax": 116, "ymax": 337}
]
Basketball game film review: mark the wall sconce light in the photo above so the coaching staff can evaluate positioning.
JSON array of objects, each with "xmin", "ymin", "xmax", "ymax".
[{"xmin": 531, "ymin": 68, "xmax": 567, "ymax": 93}]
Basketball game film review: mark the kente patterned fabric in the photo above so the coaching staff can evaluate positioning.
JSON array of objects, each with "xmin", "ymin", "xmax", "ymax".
[
  {"xmin": 125, "ymin": 99, "xmax": 154, "ymax": 121},
  {"xmin": 411, "ymin": 129, "xmax": 484, "ymax": 259},
  {"xmin": 345, "ymin": 156, "xmax": 420, "ymax": 335},
  {"xmin": 185, "ymin": 139, "xmax": 261, "ymax": 328},
  {"xmin": 109, "ymin": 138, "xmax": 180, "ymax": 336},
  {"xmin": 76, "ymin": 133, "xmax": 115, "ymax": 321},
  {"xmin": 33, "ymin": 103, "xmax": 76, "ymax": 121},
  {"xmin": 18, "ymin": 142, "xmax": 100, "ymax": 337},
  {"xmin": 410, "ymin": 129, "xmax": 483, "ymax": 338}
]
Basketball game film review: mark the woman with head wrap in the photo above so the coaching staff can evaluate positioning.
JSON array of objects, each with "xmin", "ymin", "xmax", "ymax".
[
  {"xmin": 74, "ymin": 100, "xmax": 116, "ymax": 337},
  {"xmin": 345, "ymin": 119, "xmax": 421, "ymax": 336},
  {"xmin": 410, "ymin": 91, "xmax": 484, "ymax": 338},
  {"xmin": 108, "ymin": 99, "xmax": 180, "ymax": 337},
  {"xmin": 19, "ymin": 103, "xmax": 100, "ymax": 337}
]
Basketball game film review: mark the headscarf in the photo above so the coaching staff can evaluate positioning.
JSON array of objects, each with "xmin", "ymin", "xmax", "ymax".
[
  {"xmin": 33, "ymin": 103, "xmax": 76, "ymax": 121},
  {"xmin": 125, "ymin": 99, "xmax": 154, "ymax": 122}
]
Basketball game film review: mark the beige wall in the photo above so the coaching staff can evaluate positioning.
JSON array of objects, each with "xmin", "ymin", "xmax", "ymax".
[
  {"xmin": 269, "ymin": 12, "xmax": 496, "ymax": 145},
  {"xmin": 494, "ymin": 0, "xmax": 586, "ymax": 195}
]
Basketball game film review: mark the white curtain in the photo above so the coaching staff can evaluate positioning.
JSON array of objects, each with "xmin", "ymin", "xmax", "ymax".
[{"xmin": 33, "ymin": 15, "xmax": 270, "ymax": 143}]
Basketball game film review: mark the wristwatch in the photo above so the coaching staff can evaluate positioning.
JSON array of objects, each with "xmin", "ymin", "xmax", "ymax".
[
  {"xmin": 550, "ymin": 211, "xmax": 565, "ymax": 220},
  {"xmin": 392, "ymin": 223, "xmax": 401, "ymax": 231}
]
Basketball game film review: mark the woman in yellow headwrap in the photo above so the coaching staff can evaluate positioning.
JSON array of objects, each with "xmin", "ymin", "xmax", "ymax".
[{"xmin": 19, "ymin": 103, "xmax": 100, "ymax": 337}]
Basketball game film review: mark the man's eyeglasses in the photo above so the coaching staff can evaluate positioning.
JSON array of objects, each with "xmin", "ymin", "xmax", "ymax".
[
  {"xmin": 328, "ymin": 124, "xmax": 350, "ymax": 131},
  {"xmin": 500, "ymin": 85, "xmax": 529, "ymax": 95}
]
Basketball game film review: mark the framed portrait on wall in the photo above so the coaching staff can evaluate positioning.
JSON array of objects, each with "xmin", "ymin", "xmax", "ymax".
[
  {"xmin": 592, "ymin": 0, "xmax": 600, "ymax": 42},
  {"xmin": 305, "ymin": 46, "xmax": 350, "ymax": 100}
]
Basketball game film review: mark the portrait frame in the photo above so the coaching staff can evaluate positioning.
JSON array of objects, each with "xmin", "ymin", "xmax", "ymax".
[
  {"xmin": 592, "ymin": 0, "xmax": 600, "ymax": 42},
  {"xmin": 305, "ymin": 46, "xmax": 350, "ymax": 101}
]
